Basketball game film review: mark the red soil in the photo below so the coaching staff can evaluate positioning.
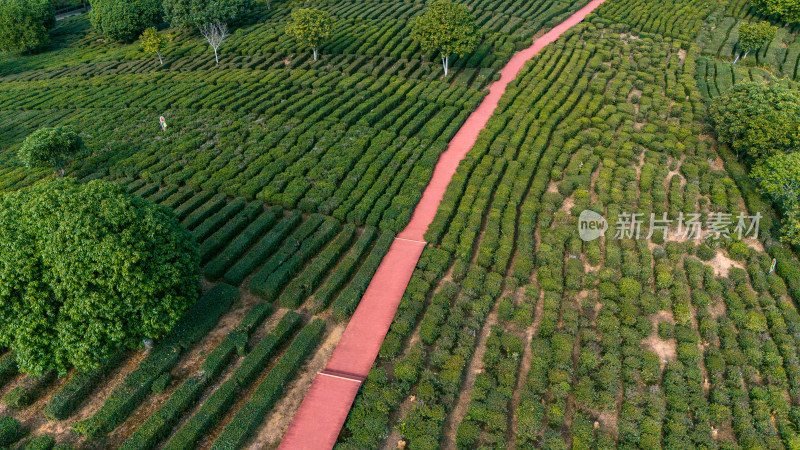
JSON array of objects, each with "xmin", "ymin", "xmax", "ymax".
[{"xmin": 279, "ymin": 1, "xmax": 607, "ymax": 448}]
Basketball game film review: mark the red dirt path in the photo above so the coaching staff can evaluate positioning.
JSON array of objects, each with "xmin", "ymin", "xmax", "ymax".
[{"xmin": 279, "ymin": 1, "xmax": 607, "ymax": 448}]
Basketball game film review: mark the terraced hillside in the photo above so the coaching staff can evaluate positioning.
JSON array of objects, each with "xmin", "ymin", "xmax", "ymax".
[
  {"xmin": 338, "ymin": 1, "xmax": 800, "ymax": 448},
  {"xmin": 0, "ymin": 0, "xmax": 601, "ymax": 448}
]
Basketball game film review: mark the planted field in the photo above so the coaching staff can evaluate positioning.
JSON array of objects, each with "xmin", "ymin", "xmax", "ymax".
[
  {"xmin": 2, "ymin": 0, "xmax": 800, "ymax": 447},
  {"xmin": 338, "ymin": 8, "xmax": 800, "ymax": 449},
  {"xmin": 698, "ymin": 0, "xmax": 800, "ymax": 81},
  {"xmin": 0, "ymin": 0, "xmax": 607, "ymax": 447}
]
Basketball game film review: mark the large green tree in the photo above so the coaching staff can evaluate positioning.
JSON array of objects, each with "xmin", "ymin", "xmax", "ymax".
[
  {"xmin": 709, "ymin": 81, "xmax": 800, "ymax": 161},
  {"xmin": 750, "ymin": 0, "xmax": 800, "ymax": 25},
  {"xmin": 0, "ymin": 0, "xmax": 55, "ymax": 54},
  {"xmin": 18, "ymin": 126, "xmax": 85, "ymax": 177},
  {"xmin": 89, "ymin": 0, "xmax": 163, "ymax": 42},
  {"xmin": 411, "ymin": 0, "xmax": 479, "ymax": 76},
  {"xmin": 751, "ymin": 152, "xmax": 800, "ymax": 244},
  {"xmin": 285, "ymin": 8, "xmax": 332, "ymax": 61},
  {"xmin": 736, "ymin": 21, "xmax": 778, "ymax": 62},
  {"xmin": 0, "ymin": 179, "xmax": 200, "ymax": 376},
  {"xmin": 163, "ymin": 0, "xmax": 251, "ymax": 28}
]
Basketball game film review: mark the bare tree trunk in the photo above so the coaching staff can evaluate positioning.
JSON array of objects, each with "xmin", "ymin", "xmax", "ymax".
[
  {"xmin": 158, "ymin": 51, "xmax": 162, "ymax": 65},
  {"xmin": 442, "ymin": 55, "xmax": 449, "ymax": 76},
  {"xmin": 214, "ymin": 47, "xmax": 219, "ymax": 65},
  {"xmin": 58, "ymin": 167, "xmax": 65, "ymax": 178},
  {"xmin": 733, "ymin": 53, "xmax": 740, "ymax": 64},
  {"xmin": 313, "ymin": 48, "xmax": 318, "ymax": 60}
]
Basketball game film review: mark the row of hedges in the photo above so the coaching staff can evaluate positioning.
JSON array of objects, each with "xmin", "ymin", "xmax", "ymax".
[
  {"xmin": 121, "ymin": 303, "xmax": 273, "ymax": 450},
  {"xmin": 73, "ymin": 284, "xmax": 239, "ymax": 438},
  {"xmin": 163, "ymin": 312, "xmax": 301, "ymax": 449}
]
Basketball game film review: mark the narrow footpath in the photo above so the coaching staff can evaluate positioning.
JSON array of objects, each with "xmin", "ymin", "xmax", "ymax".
[{"xmin": 279, "ymin": 1, "xmax": 608, "ymax": 448}]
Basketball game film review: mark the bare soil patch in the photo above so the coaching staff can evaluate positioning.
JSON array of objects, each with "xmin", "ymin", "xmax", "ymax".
[
  {"xmin": 642, "ymin": 333, "xmax": 677, "ymax": 364},
  {"xmin": 709, "ymin": 250, "xmax": 744, "ymax": 277}
]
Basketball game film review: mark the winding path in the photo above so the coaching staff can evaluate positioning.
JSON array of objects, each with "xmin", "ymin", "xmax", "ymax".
[{"xmin": 279, "ymin": 1, "xmax": 607, "ymax": 448}]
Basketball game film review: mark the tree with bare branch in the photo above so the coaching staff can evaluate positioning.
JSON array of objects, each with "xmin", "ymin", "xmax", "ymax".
[{"xmin": 199, "ymin": 21, "xmax": 228, "ymax": 65}]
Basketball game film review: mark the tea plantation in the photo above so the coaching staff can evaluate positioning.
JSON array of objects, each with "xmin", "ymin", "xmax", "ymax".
[
  {"xmin": 1, "ymin": 0, "xmax": 800, "ymax": 448},
  {"xmin": 0, "ymin": 0, "xmax": 598, "ymax": 447}
]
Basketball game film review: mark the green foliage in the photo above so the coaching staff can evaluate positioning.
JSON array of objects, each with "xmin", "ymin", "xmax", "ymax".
[
  {"xmin": 140, "ymin": 27, "xmax": 168, "ymax": 64},
  {"xmin": 750, "ymin": 0, "xmax": 800, "ymax": 24},
  {"xmin": 411, "ymin": 0, "xmax": 479, "ymax": 75},
  {"xmin": 0, "ymin": 416, "xmax": 22, "ymax": 446},
  {"xmin": 709, "ymin": 82, "xmax": 800, "ymax": 161},
  {"xmin": 163, "ymin": 0, "xmax": 251, "ymax": 28},
  {"xmin": 751, "ymin": 152, "xmax": 800, "ymax": 244},
  {"xmin": 737, "ymin": 21, "xmax": 778, "ymax": 59},
  {"xmin": 74, "ymin": 284, "xmax": 237, "ymax": 438},
  {"xmin": 0, "ymin": 0, "xmax": 54, "ymax": 54},
  {"xmin": 18, "ymin": 126, "xmax": 84, "ymax": 176},
  {"xmin": 24, "ymin": 435, "xmax": 55, "ymax": 450},
  {"xmin": 285, "ymin": 9, "xmax": 333, "ymax": 60},
  {"xmin": 89, "ymin": 0, "xmax": 162, "ymax": 42},
  {"xmin": 0, "ymin": 179, "xmax": 199, "ymax": 376}
]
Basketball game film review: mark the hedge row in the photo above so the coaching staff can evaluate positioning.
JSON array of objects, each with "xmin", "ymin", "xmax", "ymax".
[
  {"xmin": 202, "ymin": 208, "xmax": 285, "ymax": 280},
  {"xmin": 198, "ymin": 202, "xmax": 267, "ymax": 264},
  {"xmin": 181, "ymin": 193, "xmax": 227, "ymax": 230},
  {"xmin": 74, "ymin": 284, "xmax": 239, "ymax": 438},
  {"xmin": 277, "ymin": 224, "xmax": 356, "ymax": 308},
  {"xmin": 2, "ymin": 371, "xmax": 56, "ymax": 409},
  {"xmin": 164, "ymin": 312, "xmax": 302, "ymax": 449},
  {"xmin": 310, "ymin": 227, "xmax": 378, "ymax": 313},
  {"xmin": 172, "ymin": 190, "xmax": 215, "ymax": 222},
  {"xmin": 0, "ymin": 416, "xmax": 22, "ymax": 446},
  {"xmin": 44, "ymin": 353, "xmax": 125, "ymax": 421},
  {"xmin": 210, "ymin": 319, "xmax": 326, "ymax": 449},
  {"xmin": 123, "ymin": 303, "xmax": 274, "ymax": 450},
  {"xmin": 331, "ymin": 232, "xmax": 395, "ymax": 321},
  {"xmin": 222, "ymin": 212, "xmax": 309, "ymax": 285},
  {"xmin": 249, "ymin": 216, "xmax": 341, "ymax": 300}
]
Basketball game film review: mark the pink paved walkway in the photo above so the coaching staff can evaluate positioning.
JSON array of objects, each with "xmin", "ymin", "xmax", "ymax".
[{"xmin": 279, "ymin": 1, "xmax": 606, "ymax": 448}]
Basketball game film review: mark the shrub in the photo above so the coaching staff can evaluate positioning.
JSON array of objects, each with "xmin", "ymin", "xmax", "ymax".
[
  {"xmin": 24, "ymin": 435, "xmax": 55, "ymax": 450},
  {"xmin": 0, "ymin": 416, "xmax": 22, "ymax": 446},
  {"xmin": 727, "ymin": 241, "xmax": 750, "ymax": 260}
]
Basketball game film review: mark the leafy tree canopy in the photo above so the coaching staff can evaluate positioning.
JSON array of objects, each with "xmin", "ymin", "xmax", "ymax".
[
  {"xmin": 163, "ymin": 0, "xmax": 252, "ymax": 28},
  {"xmin": 89, "ymin": 0, "xmax": 163, "ymax": 42},
  {"xmin": 18, "ymin": 126, "xmax": 85, "ymax": 177},
  {"xmin": 140, "ymin": 26, "xmax": 168, "ymax": 64},
  {"xmin": 751, "ymin": 152, "xmax": 800, "ymax": 244},
  {"xmin": 750, "ymin": 0, "xmax": 800, "ymax": 25},
  {"xmin": 738, "ymin": 21, "xmax": 778, "ymax": 58},
  {"xmin": 0, "ymin": 0, "xmax": 55, "ymax": 54},
  {"xmin": 285, "ymin": 8, "xmax": 333, "ymax": 60},
  {"xmin": 0, "ymin": 179, "xmax": 200, "ymax": 376},
  {"xmin": 709, "ymin": 81, "xmax": 800, "ymax": 160},
  {"xmin": 411, "ymin": 0, "xmax": 478, "ymax": 75},
  {"xmin": 751, "ymin": 152, "xmax": 800, "ymax": 212}
]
